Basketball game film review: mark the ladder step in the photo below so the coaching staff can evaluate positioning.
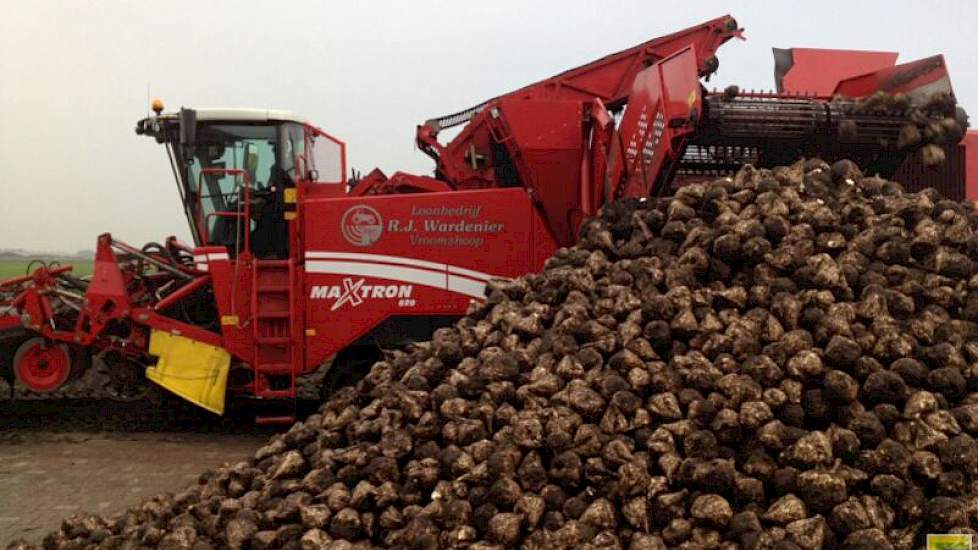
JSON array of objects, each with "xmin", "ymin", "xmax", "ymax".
[
  {"xmin": 256, "ymin": 415, "xmax": 296, "ymax": 426},
  {"xmin": 257, "ymin": 389, "xmax": 295, "ymax": 399},
  {"xmin": 256, "ymin": 260, "xmax": 290, "ymax": 268},
  {"xmin": 257, "ymin": 285, "xmax": 290, "ymax": 293},
  {"xmin": 257, "ymin": 311, "xmax": 290, "ymax": 319},
  {"xmin": 251, "ymin": 259, "xmax": 296, "ymax": 424},
  {"xmin": 256, "ymin": 336, "xmax": 291, "ymax": 344},
  {"xmin": 256, "ymin": 363, "xmax": 293, "ymax": 375}
]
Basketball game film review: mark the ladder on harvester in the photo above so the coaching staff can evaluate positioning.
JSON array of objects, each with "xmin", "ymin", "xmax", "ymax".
[{"xmin": 251, "ymin": 259, "xmax": 298, "ymax": 425}]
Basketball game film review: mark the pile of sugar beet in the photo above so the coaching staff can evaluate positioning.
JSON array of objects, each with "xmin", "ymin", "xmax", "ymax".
[{"xmin": 18, "ymin": 159, "xmax": 978, "ymax": 550}]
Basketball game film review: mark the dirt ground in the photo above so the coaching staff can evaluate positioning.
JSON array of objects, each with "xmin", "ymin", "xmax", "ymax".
[{"xmin": 0, "ymin": 400, "xmax": 283, "ymax": 545}]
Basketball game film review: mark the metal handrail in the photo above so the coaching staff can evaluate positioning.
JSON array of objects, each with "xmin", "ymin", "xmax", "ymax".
[{"xmin": 196, "ymin": 168, "xmax": 252, "ymax": 252}]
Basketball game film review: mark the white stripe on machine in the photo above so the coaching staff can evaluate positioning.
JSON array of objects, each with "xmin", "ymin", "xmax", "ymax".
[
  {"xmin": 304, "ymin": 251, "xmax": 507, "ymax": 300},
  {"xmin": 306, "ymin": 251, "xmax": 447, "ymax": 272},
  {"xmin": 193, "ymin": 253, "xmax": 229, "ymax": 263},
  {"xmin": 307, "ymin": 261, "xmax": 448, "ymax": 290},
  {"xmin": 305, "ymin": 251, "xmax": 497, "ymax": 282}
]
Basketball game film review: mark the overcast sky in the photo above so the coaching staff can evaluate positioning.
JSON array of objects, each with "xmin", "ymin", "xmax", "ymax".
[{"xmin": 2, "ymin": 0, "xmax": 977, "ymax": 253}]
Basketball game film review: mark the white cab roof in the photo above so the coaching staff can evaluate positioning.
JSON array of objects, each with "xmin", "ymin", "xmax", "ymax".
[{"xmin": 160, "ymin": 108, "xmax": 309, "ymax": 124}]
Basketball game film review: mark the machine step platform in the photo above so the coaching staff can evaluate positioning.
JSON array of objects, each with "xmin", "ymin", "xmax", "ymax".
[{"xmin": 249, "ymin": 258, "xmax": 301, "ymax": 421}]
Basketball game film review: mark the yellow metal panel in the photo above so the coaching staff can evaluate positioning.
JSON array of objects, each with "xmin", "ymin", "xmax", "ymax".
[
  {"xmin": 283, "ymin": 188, "xmax": 297, "ymax": 203},
  {"xmin": 284, "ymin": 211, "xmax": 297, "ymax": 221},
  {"xmin": 146, "ymin": 330, "xmax": 231, "ymax": 415},
  {"xmin": 221, "ymin": 315, "xmax": 239, "ymax": 326}
]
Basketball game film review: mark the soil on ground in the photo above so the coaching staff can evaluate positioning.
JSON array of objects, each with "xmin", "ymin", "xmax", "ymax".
[{"xmin": 0, "ymin": 400, "xmax": 289, "ymax": 544}]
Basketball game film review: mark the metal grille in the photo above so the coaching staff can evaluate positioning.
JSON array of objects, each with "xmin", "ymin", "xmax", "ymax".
[
  {"xmin": 697, "ymin": 95, "xmax": 910, "ymax": 148},
  {"xmin": 678, "ymin": 145, "xmax": 760, "ymax": 176},
  {"xmin": 426, "ymin": 99, "xmax": 493, "ymax": 131},
  {"xmin": 706, "ymin": 96, "xmax": 822, "ymax": 139}
]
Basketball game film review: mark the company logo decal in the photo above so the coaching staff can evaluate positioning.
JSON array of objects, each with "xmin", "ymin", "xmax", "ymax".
[
  {"xmin": 927, "ymin": 533, "xmax": 973, "ymax": 550},
  {"xmin": 310, "ymin": 278, "xmax": 414, "ymax": 310},
  {"xmin": 340, "ymin": 205, "xmax": 383, "ymax": 247}
]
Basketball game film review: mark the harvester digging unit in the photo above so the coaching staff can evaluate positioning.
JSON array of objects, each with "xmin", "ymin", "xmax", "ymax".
[{"xmin": 1, "ymin": 16, "xmax": 975, "ymax": 423}]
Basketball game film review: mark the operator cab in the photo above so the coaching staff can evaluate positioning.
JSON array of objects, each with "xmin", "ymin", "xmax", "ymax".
[{"xmin": 136, "ymin": 107, "xmax": 346, "ymax": 259}]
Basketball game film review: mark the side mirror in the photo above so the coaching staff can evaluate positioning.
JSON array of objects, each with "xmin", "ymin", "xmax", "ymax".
[{"xmin": 179, "ymin": 108, "xmax": 197, "ymax": 162}]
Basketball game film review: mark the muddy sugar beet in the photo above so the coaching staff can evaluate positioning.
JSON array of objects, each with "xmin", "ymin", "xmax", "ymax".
[
  {"xmin": 845, "ymin": 90, "xmax": 964, "ymax": 166},
  {"xmin": 17, "ymin": 158, "xmax": 978, "ymax": 550}
]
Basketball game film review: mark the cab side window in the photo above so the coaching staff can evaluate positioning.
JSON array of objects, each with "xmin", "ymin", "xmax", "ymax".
[
  {"xmin": 279, "ymin": 123, "xmax": 304, "ymax": 182},
  {"xmin": 305, "ymin": 128, "xmax": 345, "ymax": 185}
]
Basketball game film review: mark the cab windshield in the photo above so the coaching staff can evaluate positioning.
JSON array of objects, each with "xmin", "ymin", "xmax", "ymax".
[{"xmin": 170, "ymin": 122, "xmax": 304, "ymax": 251}]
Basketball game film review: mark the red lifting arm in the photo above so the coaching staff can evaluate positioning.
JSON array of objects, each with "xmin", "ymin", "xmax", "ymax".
[
  {"xmin": 414, "ymin": 15, "xmax": 743, "ymax": 196},
  {"xmin": 419, "ymin": 15, "xmax": 742, "ymax": 142},
  {"xmin": 489, "ymin": 14, "xmax": 742, "ymax": 107}
]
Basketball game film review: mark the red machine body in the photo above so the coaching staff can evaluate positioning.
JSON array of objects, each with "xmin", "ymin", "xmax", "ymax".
[
  {"xmin": 1, "ymin": 15, "xmax": 974, "ymax": 421},
  {"xmin": 300, "ymin": 188, "xmax": 556, "ymax": 368},
  {"xmin": 774, "ymin": 48, "xmax": 900, "ymax": 96}
]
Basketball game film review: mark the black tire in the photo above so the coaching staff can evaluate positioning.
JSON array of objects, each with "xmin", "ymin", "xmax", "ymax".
[
  {"xmin": 68, "ymin": 345, "xmax": 92, "ymax": 381},
  {"xmin": 0, "ymin": 330, "xmax": 28, "ymax": 390},
  {"xmin": 98, "ymin": 351, "xmax": 150, "ymax": 402}
]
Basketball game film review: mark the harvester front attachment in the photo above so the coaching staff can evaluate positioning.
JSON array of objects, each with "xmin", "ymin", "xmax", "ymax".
[{"xmin": 0, "ymin": 234, "xmax": 230, "ymax": 411}]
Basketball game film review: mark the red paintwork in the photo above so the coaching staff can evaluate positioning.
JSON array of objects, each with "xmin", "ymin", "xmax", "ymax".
[
  {"xmin": 72, "ymin": 235, "xmax": 133, "ymax": 346},
  {"xmin": 372, "ymin": 14, "xmax": 745, "ymax": 246},
  {"xmin": 776, "ymin": 48, "xmax": 898, "ymax": 96},
  {"xmin": 135, "ymin": 308, "xmax": 223, "ymax": 346},
  {"xmin": 0, "ymin": 265, "xmax": 73, "ymax": 288},
  {"xmin": 1, "ymin": 265, "xmax": 76, "ymax": 337},
  {"xmin": 14, "ymin": 339, "xmax": 70, "ymax": 392},
  {"xmin": 0, "ymin": 316, "xmax": 19, "ymax": 332},
  {"xmin": 300, "ymin": 187, "xmax": 557, "ymax": 369},
  {"xmin": 611, "ymin": 46, "xmax": 703, "ymax": 199},
  {"xmin": 153, "ymin": 275, "xmax": 210, "ymax": 312},
  {"xmin": 0, "ymin": 234, "xmax": 223, "ymax": 394},
  {"xmin": 834, "ymin": 55, "xmax": 952, "ymax": 100}
]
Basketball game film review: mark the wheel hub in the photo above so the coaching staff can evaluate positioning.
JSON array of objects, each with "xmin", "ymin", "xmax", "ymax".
[{"xmin": 14, "ymin": 338, "xmax": 71, "ymax": 392}]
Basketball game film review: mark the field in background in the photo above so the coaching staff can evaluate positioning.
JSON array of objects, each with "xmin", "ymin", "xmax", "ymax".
[{"xmin": 0, "ymin": 260, "xmax": 94, "ymax": 280}]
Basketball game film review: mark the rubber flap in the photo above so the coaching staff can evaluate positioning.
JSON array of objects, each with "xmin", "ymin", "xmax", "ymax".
[{"xmin": 146, "ymin": 330, "xmax": 230, "ymax": 415}]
